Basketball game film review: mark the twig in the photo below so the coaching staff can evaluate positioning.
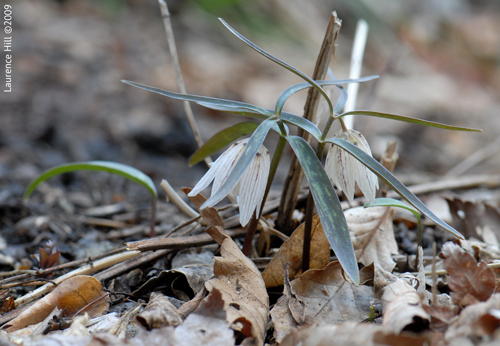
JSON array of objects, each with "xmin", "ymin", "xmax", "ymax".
[
  {"xmin": 0, "ymin": 247, "xmax": 127, "ymax": 287},
  {"xmin": 126, "ymin": 228, "xmax": 247, "ymax": 252},
  {"xmin": 343, "ymin": 19, "xmax": 369, "ymax": 129},
  {"xmin": 161, "ymin": 179, "xmax": 199, "ymax": 218},
  {"xmin": 158, "ymin": 0, "xmax": 211, "ymax": 167},
  {"xmin": 14, "ymin": 250, "xmax": 141, "ymax": 308},
  {"xmin": 276, "ymin": 11, "xmax": 342, "ymax": 235}
]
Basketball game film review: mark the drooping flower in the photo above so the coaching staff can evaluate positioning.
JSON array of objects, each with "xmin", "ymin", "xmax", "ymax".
[
  {"xmin": 188, "ymin": 139, "xmax": 270, "ymax": 226},
  {"xmin": 325, "ymin": 129, "xmax": 378, "ymax": 203}
]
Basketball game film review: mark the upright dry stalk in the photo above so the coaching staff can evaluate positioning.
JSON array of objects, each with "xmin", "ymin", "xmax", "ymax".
[
  {"xmin": 343, "ymin": 19, "xmax": 369, "ymax": 128},
  {"xmin": 158, "ymin": 0, "xmax": 212, "ymax": 167},
  {"xmin": 276, "ymin": 12, "xmax": 342, "ymax": 235}
]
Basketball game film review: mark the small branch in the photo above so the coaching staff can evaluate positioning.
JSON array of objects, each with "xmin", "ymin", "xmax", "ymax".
[
  {"xmin": 14, "ymin": 250, "xmax": 141, "ymax": 308},
  {"xmin": 158, "ymin": 0, "xmax": 212, "ymax": 167},
  {"xmin": 276, "ymin": 12, "xmax": 342, "ymax": 235},
  {"xmin": 161, "ymin": 179, "xmax": 199, "ymax": 218}
]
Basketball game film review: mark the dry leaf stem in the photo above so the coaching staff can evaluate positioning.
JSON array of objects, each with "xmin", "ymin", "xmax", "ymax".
[{"xmin": 277, "ymin": 11, "xmax": 342, "ymax": 235}]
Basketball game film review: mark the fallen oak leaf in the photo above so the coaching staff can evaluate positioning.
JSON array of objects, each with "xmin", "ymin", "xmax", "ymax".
[
  {"xmin": 285, "ymin": 261, "xmax": 375, "ymax": 324},
  {"xmin": 173, "ymin": 287, "xmax": 235, "ymax": 346},
  {"xmin": 346, "ymin": 206, "xmax": 398, "ymax": 272},
  {"xmin": 262, "ymin": 214, "xmax": 330, "ymax": 288},
  {"xmin": 441, "ymin": 241, "xmax": 495, "ymax": 306},
  {"xmin": 136, "ymin": 292, "xmax": 182, "ymax": 329},
  {"xmin": 4, "ymin": 275, "xmax": 108, "ymax": 332},
  {"xmin": 204, "ymin": 226, "xmax": 269, "ymax": 346},
  {"xmin": 381, "ymin": 279, "xmax": 430, "ymax": 334}
]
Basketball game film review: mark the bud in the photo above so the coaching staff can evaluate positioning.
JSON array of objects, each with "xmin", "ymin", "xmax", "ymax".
[
  {"xmin": 325, "ymin": 129, "xmax": 378, "ymax": 203},
  {"xmin": 189, "ymin": 139, "xmax": 270, "ymax": 226}
]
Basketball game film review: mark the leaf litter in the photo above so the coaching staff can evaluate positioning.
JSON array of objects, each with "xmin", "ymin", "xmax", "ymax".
[{"xmin": 2, "ymin": 3, "xmax": 500, "ymax": 345}]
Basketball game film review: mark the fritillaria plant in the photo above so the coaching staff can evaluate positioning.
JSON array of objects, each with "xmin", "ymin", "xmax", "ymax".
[{"xmin": 123, "ymin": 19, "xmax": 481, "ymax": 285}]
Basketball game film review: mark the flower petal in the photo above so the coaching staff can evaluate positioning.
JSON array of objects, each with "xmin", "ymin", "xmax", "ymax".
[{"xmin": 237, "ymin": 145, "xmax": 270, "ymax": 226}]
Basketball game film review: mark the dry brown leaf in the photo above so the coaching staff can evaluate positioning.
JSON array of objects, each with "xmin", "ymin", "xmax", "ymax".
[
  {"xmin": 445, "ymin": 293, "xmax": 500, "ymax": 342},
  {"xmin": 204, "ymin": 226, "xmax": 269, "ymax": 346},
  {"xmin": 279, "ymin": 322, "xmax": 429, "ymax": 346},
  {"xmin": 181, "ymin": 187, "xmax": 224, "ymax": 227},
  {"xmin": 136, "ymin": 292, "xmax": 182, "ymax": 329},
  {"xmin": 4, "ymin": 275, "xmax": 108, "ymax": 332},
  {"xmin": 270, "ymin": 265, "xmax": 315, "ymax": 343},
  {"xmin": 262, "ymin": 214, "xmax": 330, "ymax": 288},
  {"xmin": 441, "ymin": 242, "xmax": 496, "ymax": 306},
  {"xmin": 284, "ymin": 261, "xmax": 374, "ymax": 324},
  {"xmin": 132, "ymin": 249, "xmax": 214, "ymax": 301},
  {"xmin": 346, "ymin": 206, "xmax": 398, "ymax": 272},
  {"xmin": 173, "ymin": 288, "xmax": 234, "ymax": 346},
  {"xmin": 382, "ymin": 279, "xmax": 430, "ymax": 334},
  {"xmin": 447, "ymin": 198, "xmax": 500, "ymax": 245}
]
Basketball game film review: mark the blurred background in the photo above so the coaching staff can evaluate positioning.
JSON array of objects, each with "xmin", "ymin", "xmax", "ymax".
[{"xmin": 1, "ymin": 0, "xmax": 499, "ymax": 206}]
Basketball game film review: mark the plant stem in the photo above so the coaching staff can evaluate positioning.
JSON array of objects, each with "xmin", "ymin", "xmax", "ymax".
[{"xmin": 242, "ymin": 135, "xmax": 287, "ymax": 256}]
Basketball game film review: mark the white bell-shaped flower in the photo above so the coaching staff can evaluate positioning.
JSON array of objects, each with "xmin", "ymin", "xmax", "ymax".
[
  {"xmin": 325, "ymin": 129, "xmax": 378, "ymax": 203},
  {"xmin": 188, "ymin": 139, "xmax": 270, "ymax": 226}
]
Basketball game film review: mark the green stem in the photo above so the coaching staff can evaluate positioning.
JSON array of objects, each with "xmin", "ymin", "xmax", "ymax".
[{"xmin": 242, "ymin": 133, "xmax": 287, "ymax": 255}]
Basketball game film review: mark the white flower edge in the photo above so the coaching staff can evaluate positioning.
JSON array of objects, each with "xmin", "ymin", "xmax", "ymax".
[{"xmin": 188, "ymin": 139, "xmax": 270, "ymax": 226}]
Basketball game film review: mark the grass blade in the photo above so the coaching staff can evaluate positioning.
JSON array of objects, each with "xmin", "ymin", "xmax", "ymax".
[
  {"xmin": 25, "ymin": 161, "xmax": 157, "ymax": 199},
  {"xmin": 286, "ymin": 135, "xmax": 359, "ymax": 285}
]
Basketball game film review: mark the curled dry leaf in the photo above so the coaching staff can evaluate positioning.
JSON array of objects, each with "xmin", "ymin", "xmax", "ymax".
[
  {"xmin": 270, "ymin": 265, "xmax": 315, "ymax": 343},
  {"xmin": 279, "ymin": 322, "xmax": 429, "ymax": 346},
  {"xmin": 445, "ymin": 293, "xmax": 500, "ymax": 342},
  {"xmin": 263, "ymin": 214, "xmax": 330, "ymax": 288},
  {"xmin": 204, "ymin": 226, "xmax": 269, "ymax": 346},
  {"xmin": 441, "ymin": 242, "xmax": 495, "ymax": 306},
  {"xmin": 136, "ymin": 292, "xmax": 182, "ymax": 330},
  {"xmin": 173, "ymin": 288, "xmax": 234, "ymax": 346},
  {"xmin": 285, "ymin": 261, "xmax": 374, "ymax": 324},
  {"xmin": 4, "ymin": 275, "xmax": 108, "ymax": 332},
  {"xmin": 381, "ymin": 278, "xmax": 430, "ymax": 334},
  {"xmin": 132, "ymin": 249, "xmax": 214, "ymax": 301},
  {"xmin": 346, "ymin": 206, "xmax": 398, "ymax": 272}
]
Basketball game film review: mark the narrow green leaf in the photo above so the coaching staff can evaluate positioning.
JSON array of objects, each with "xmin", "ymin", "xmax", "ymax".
[
  {"xmin": 275, "ymin": 76, "xmax": 378, "ymax": 117},
  {"xmin": 201, "ymin": 118, "xmax": 277, "ymax": 209},
  {"xmin": 338, "ymin": 111, "xmax": 483, "ymax": 132},
  {"xmin": 334, "ymin": 85, "xmax": 348, "ymax": 115},
  {"xmin": 189, "ymin": 122, "xmax": 260, "ymax": 166},
  {"xmin": 196, "ymin": 102, "xmax": 269, "ymax": 119},
  {"xmin": 25, "ymin": 161, "xmax": 157, "ymax": 199},
  {"xmin": 325, "ymin": 138, "xmax": 464, "ymax": 239},
  {"xmin": 219, "ymin": 18, "xmax": 335, "ymax": 117},
  {"xmin": 280, "ymin": 113, "xmax": 322, "ymax": 141},
  {"xmin": 365, "ymin": 197, "xmax": 421, "ymax": 232},
  {"xmin": 122, "ymin": 80, "xmax": 274, "ymax": 118},
  {"xmin": 286, "ymin": 135, "xmax": 359, "ymax": 285}
]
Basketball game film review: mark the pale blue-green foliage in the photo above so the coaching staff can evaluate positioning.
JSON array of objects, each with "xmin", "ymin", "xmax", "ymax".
[{"xmin": 119, "ymin": 19, "xmax": 480, "ymax": 285}]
